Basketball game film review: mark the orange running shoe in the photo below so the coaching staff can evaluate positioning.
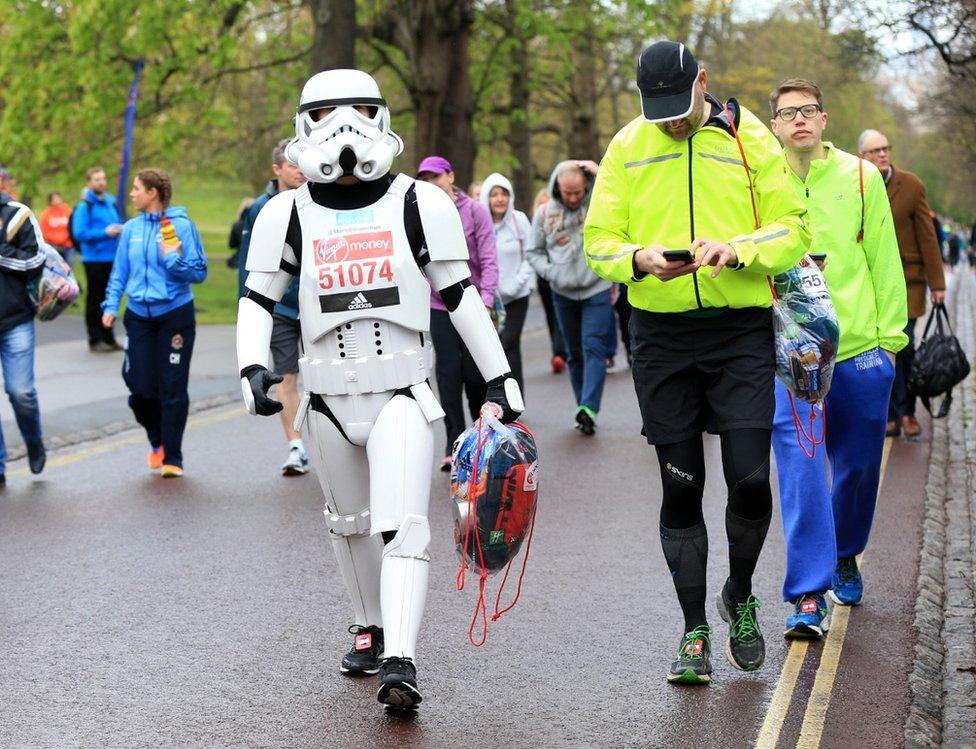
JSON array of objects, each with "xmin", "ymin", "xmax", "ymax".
[
  {"xmin": 147, "ymin": 446, "xmax": 164, "ymax": 471},
  {"xmin": 160, "ymin": 464, "xmax": 184, "ymax": 478}
]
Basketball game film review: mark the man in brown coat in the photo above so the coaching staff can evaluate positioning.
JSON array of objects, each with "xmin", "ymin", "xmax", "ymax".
[{"xmin": 859, "ymin": 129, "xmax": 946, "ymax": 438}]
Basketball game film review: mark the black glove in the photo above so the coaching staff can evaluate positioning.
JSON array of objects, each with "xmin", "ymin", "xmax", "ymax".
[
  {"xmin": 241, "ymin": 364, "xmax": 283, "ymax": 416},
  {"xmin": 484, "ymin": 374, "xmax": 524, "ymax": 424}
]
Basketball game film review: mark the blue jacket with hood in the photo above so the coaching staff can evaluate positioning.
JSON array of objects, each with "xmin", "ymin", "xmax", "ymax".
[
  {"xmin": 101, "ymin": 206, "xmax": 207, "ymax": 318},
  {"xmin": 71, "ymin": 189, "xmax": 122, "ymax": 263}
]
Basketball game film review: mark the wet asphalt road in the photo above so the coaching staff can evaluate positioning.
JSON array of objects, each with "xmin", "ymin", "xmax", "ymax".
[{"xmin": 0, "ymin": 327, "xmax": 930, "ymax": 748}]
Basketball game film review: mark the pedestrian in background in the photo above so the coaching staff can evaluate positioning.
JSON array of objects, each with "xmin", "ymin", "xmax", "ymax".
[
  {"xmin": 417, "ymin": 156, "xmax": 498, "ymax": 470},
  {"xmin": 236, "ymin": 140, "xmax": 309, "ymax": 476},
  {"xmin": 585, "ymin": 40, "xmax": 809, "ymax": 684},
  {"xmin": 0, "ymin": 187, "xmax": 48, "ymax": 487},
  {"xmin": 858, "ymin": 129, "xmax": 946, "ymax": 440},
  {"xmin": 226, "ymin": 196, "xmax": 253, "ymax": 270},
  {"xmin": 39, "ymin": 192, "xmax": 75, "ymax": 267},
  {"xmin": 468, "ymin": 181, "xmax": 482, "ymax": 201},
  {"xmin": 72, "ymin": 166, "xmax": 124, "ymax": 353},
  {"xmin": 0, "ymin": 165, "xmax": 18, "ymax": 200},
  {"xmin": 101, "ymin": 169, "xmax": 207, "ymax": 478},
  {"xmin": 532, "ymin": 188, "xmax": 567, "ymax": 374},
  {"xmin": 527, "ymin": 159, "xmax": 609, "ymax": 436},
  {"xmin": 769, "ymin": 79, "xmax": 906, "ymax": 637},
  {"xmin": 481, "ymin": 172, "xmax": 533, "ymax": 391}
]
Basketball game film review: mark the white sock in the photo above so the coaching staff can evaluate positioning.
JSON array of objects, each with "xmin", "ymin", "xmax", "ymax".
[{"xmin": 289, "ymin": 439, "xmax": 306, "ymax": 454}]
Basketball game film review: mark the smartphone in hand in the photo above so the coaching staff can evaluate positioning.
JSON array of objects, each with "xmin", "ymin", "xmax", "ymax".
[{"xmin": 663, "ymin": 249, "xmax": 695, "ymax": 264}]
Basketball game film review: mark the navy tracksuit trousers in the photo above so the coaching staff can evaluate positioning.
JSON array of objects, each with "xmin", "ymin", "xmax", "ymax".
[
  {"xmin": 772, "ymin": 347, "xmax": 895, "ymax": 602},
  {"xmin": 122, "ymin": 302, "xmax": 196, "ymax": 468}
]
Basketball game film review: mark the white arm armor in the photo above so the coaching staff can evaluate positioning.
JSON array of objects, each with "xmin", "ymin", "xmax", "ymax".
[
  {"xmin": 414, "ymin": 180, "xmax": 470, "ymax": 263},
  {"xmin": 244, "ymin": 189, "xmax": 297, "ymax": 272}
]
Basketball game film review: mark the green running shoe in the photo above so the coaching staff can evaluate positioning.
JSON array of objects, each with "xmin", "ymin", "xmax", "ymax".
[
  {"xmin": 666, "ymin": 625, "xmax": 713, "ymax": 685},
  {"xmin": 716, "ymin": 586, "xmax": 765, "ymax": 672}
]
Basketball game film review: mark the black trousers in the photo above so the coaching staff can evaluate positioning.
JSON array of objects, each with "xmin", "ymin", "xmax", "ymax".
[
  {"xmin": 500, "ymin": 295, "xmax": 530, "ymax": 392},
  {"xmin": 122, "ymin": 302, "xmax": 196, "ymax": 468},
  {"xmin": 536, "ymin": 276, "xmax": 567, "ymax": 359},
  {"xmin": 888, "ymin": 319, "xmax": 917, "ymax": 420},
  {"xmin": 430, "ymin": 308, "xmax": 487, "ymax": 457},
  {"xmin": 83, "ymin": 261, "xmax": 117, "ymax": 346}
]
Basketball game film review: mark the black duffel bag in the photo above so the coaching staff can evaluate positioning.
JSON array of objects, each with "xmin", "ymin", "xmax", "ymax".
[{"xmin": 907, "ymin": 303, "xmax": 971, "ymax": 418}]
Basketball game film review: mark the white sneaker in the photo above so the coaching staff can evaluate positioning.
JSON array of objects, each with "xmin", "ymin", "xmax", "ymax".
[{"xmin": 281, "ymin": 446, "xmax": 309, "ymax": 476}]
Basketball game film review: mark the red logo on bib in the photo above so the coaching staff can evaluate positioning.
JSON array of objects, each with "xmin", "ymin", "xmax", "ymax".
[{"xmin": 314, "ymin": 231, "xmax": 393, "ymax": 265}]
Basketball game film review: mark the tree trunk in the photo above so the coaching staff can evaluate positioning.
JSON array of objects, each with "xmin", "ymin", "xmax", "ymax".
[
  {"xmin": 307, "ymin": 0, "xmax": 356, "ymax": 73},
  {"xmin": 568, "ymin": 24, "xmax": 601, "ymax": 160},
  {"xmin": 504, "ymin": 0, "xmax": 533, "ymax": 212}
]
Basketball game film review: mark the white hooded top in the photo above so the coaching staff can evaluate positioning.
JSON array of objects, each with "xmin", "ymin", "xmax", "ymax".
[{"xmin": 480, "ymin": 172, "xmax": 534, "ymax": 303}]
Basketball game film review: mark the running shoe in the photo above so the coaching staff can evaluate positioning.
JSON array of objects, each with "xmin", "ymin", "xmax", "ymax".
[
  {"xmin": 575, "ymin": 406, "xmax": 596, "ymax": 436},
  {"xmin": 551, "ymin": 355, "xmax": 566, "ymax": 374},
  {"xmin": 716, "ymin": 584, "xmax": 765, "ymax": 671},
  {"xmin": 829, "ymin": 557, "xmax": 863, "ymax": 605},
  {"xmin": 377, "ymin": 656, "xmax": 422, "ymax": 709},
  {"xmin": 785, "ymin": 593, "xmax": 830, "ymax": 639},
  {"xmin": 160, "ymin": 464, "xmax": 184, "ymax": 478},
  {"xmin": 666, "ymin": 625, "xmax": 712, "ymax": 685},
  {"xmin": 281, "ymin": 446, "xmax": 309, "ymax": 476},
  {"xmin": 147, "ymin": 446, "xmax": 164, "ymax": 472},
  {"xmin": 439, "ymin": 456, "xmax": 452, "ymax": 473},
  {"xmin": 341, "ymin": 624, "xmax": 384, "ymax": 676}
]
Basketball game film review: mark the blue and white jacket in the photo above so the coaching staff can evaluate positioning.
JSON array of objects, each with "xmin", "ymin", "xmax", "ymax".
[{"xmin": 102, "ymin": 206, "xmax": 207, "ymax": 318}]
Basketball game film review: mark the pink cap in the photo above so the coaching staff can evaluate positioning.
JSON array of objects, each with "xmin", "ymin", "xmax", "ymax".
[{"xmin": 416, "ymin": 156, "xmax": 453, "ymax": 176}]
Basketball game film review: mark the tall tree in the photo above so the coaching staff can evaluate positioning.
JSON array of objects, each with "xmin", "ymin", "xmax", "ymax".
[{"xmin": 307, "ymin": 0, "xmax": 356, "ymax": 72}]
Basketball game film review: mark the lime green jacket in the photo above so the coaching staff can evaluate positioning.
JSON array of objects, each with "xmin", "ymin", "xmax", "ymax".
[
  {"xmin": 584, "ymin": 101, "xmax": 810, "ymax": 313},
  {"xmin": 788, "ymin": 144, "xmax": 908, "ymax": 361}
]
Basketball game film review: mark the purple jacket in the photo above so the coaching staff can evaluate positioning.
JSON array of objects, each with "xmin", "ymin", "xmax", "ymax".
[{"xmin": 430, "ymin": 190, "xmax": 498, "ymax": 311}]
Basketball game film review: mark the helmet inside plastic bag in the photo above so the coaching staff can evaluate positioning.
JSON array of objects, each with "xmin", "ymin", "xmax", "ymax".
[
  {"xmin": 450, "ymin": 420, "xmax": 539, "ymax": 575},
  {"xmin": 772, "ymin": 257, "xmax": 840, "ymax": 403},
  {"xmin": 27, "ymin": 246, "xmax": 80, "ymax": 322}
]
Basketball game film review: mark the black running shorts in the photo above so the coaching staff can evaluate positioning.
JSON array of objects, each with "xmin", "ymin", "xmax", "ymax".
[
  {"xmin": 270, "ymin": 313, "xmax": 302, "ymax": 375},
  {"xmin": 630, "ymin": 306, "xmax": 775, "ymax": 445}
]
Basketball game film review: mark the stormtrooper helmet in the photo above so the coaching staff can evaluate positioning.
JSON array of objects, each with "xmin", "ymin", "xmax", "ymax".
[{"xmin": 285, "ymin": 69, "xmax": 404, "ymax": 183}]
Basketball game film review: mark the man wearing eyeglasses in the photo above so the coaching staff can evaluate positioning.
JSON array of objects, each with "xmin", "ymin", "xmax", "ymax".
[
  {"xmin": 769, "ymin": 80, "xmax": 907, "ymax": 638},
  {"xmin": 858, "ymin": 129, "xmax": 946, "ymax": 439}
]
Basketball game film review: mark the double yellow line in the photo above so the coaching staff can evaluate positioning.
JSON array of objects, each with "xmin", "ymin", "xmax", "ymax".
[{"xmin": 755, "ymin": 438, "xmax": 893, "ymax": 748}]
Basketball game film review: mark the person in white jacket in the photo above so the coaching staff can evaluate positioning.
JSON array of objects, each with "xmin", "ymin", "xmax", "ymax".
[{"xmin": 480, "ymin": 172, "xmax": 533, "ymax": 390}]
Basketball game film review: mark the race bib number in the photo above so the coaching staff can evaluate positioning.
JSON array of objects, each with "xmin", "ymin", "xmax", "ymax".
[
  {"xmin": 312, "ymin": 230, "xmax": 401, "ymax": 312},
  {"xmin": 796, "ymin": 261, "xmax": 829, "ymax": 303}
]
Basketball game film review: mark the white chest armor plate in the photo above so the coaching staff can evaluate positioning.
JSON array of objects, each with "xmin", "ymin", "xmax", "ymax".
[
  {"xmin": 296, "ymin": 175, "xmax": 430, "ymax": 342},
  {"xmin": 295, "ymin": 175, "xmax": 435, "ymax": 397}
]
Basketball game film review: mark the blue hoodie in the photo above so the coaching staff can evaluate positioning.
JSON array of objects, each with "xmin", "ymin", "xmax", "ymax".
[
  {"xmin": 71, "ymin": 189, "xmax": 122, "ymax": 263},
  {"xmin": 102, "ymin": 206, "xmax": 208, "ymax": 318}
]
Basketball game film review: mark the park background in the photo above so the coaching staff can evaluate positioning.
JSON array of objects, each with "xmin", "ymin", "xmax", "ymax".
[{"xmin": 0, "ymin": 0, "xmax": 971, "ymax": 324}]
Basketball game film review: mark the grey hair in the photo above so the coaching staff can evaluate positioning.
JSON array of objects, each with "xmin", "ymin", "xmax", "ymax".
[
  {"xmin": 272, "ymin": 138, "xmax": 291, "ymax": 166},
  {"xmin": 857, "ymin": 129, "xmax": 886, "ymax": 154}
]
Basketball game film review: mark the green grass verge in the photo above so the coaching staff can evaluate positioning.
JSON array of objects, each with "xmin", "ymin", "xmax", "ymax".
[{"xmin": 65, "ymin": 175, "xmax": 255, "ymax": 325}]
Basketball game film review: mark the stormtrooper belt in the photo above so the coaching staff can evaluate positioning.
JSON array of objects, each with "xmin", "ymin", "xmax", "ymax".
[{"xmin": 298, "ymin": 342, "xmax": 435, "ymax": 396}]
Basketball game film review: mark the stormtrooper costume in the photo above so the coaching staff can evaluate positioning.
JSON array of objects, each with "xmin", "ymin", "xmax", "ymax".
[{"xmin": 236, "ymin": 69, "xmax": 523, "ymax": 710}]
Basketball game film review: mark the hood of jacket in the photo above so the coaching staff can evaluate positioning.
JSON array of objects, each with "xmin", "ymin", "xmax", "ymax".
[{"xmin": 480, "ymin": 172, "xmax": 516, "ymax": 223}]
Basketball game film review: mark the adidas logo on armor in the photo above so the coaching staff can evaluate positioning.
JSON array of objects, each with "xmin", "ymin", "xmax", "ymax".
[{"xmin": 347, "ymin": 293, "xmax": 372, "ymax": 310}]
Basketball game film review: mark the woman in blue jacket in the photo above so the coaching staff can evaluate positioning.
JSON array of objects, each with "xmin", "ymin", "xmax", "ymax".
[{"xmin": 101, "ymin": 169, "xmax": 207, "ymax": 477}]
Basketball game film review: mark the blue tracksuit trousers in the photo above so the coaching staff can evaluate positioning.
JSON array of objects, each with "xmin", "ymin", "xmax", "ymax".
[{"xmin": 772, "ymin": 348, "xmax": 895, "ymax": 602}]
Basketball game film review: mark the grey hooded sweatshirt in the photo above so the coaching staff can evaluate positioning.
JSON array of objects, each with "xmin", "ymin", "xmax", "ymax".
[{"xmin": 526, "ymin": 161, "xmax": 611, "ymax": 301}]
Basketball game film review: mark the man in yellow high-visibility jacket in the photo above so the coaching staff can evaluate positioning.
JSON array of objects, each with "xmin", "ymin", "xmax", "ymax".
[{"xmin": 584, "ymin": 40, "xmax": 809, "ymax": 686}]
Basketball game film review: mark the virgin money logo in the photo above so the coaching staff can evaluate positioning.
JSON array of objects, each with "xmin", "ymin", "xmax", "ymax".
[{"xmin": 314, "ymin": 231, "xmax": 393, "ymax": 264}]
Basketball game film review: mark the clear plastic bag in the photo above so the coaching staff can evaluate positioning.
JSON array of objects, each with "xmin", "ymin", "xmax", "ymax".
[
  {"xmin": 450, "ymin": 404, "xmax": 539, "ymax": 645},
  {"xmin": 771, "ymin": 256, "xmax": 839, "ymax": 404},
  {"xmin": 27, "ymin": 246, "xmax": 80, "ymax": 322}
]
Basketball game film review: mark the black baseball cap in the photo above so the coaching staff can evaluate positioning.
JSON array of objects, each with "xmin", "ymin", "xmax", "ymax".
[{"xmin": 637, "ymin": 41, "xmax": 700, "ymax": 123}]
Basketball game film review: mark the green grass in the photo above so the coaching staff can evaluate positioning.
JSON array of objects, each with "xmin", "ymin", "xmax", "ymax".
[{"xmin": 66, "ymin": 175, "xmax": 255, "ymax": 325}]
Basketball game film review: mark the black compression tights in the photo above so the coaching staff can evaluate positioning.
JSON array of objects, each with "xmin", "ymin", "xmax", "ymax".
[{"xmin": 655, "ymin": 429, "xmax": 773, "ymax": 629}]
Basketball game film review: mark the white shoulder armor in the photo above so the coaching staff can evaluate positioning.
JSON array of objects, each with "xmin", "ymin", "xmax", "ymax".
[
  {"xmin": 245, "ymin": 189, "xmax": 298, "ymax": 273},
  {"xmin": 414, "ymin": 180, "xmax": 470, "ymax": 263}
]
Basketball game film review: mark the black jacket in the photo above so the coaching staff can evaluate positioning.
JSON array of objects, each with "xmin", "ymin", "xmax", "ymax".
[{"xmin": 0, "ymin": 192, "xmax": 46, "ymax": 333}]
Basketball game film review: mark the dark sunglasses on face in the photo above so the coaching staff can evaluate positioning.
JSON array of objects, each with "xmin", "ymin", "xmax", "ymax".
[{"xmin": 774, "ymin": 104, "xmax": 823, "ymax": 121}]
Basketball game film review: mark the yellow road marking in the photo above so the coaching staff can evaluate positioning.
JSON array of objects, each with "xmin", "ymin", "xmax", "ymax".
[
  {"xmin": 5, "ymin": 404, "xmax": 245, "ymax": 478},
  {"xmin": 755, "ymin": 640, "xmax": 810, "ymax": 748},
  {"xmin": 755, "ymin": 436, "xmax": 893, "ymax": 748}
]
